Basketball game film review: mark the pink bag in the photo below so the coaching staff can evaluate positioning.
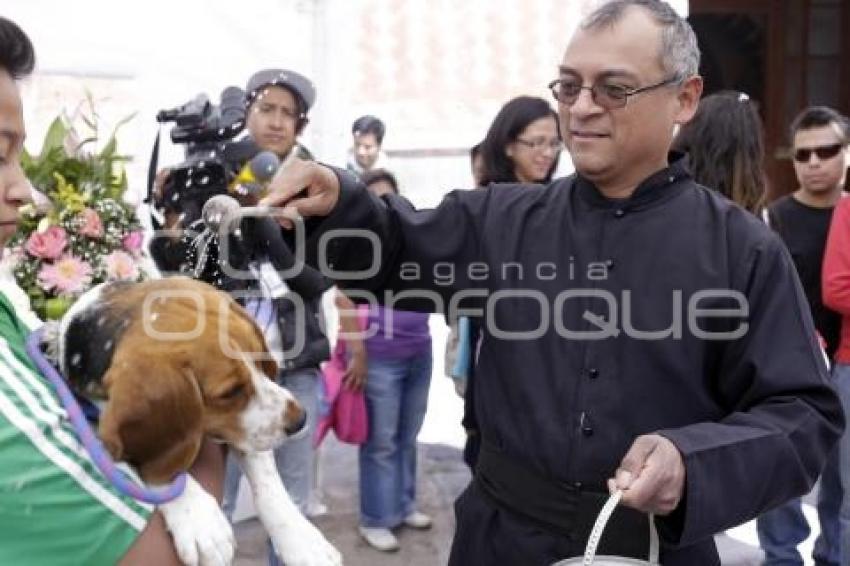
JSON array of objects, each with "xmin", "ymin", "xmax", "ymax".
[{"xmin": 314, "ymin": 308, "xmax": 369, "ymax": 446}]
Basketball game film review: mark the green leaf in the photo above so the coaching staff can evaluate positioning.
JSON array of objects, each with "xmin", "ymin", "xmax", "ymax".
[
  {"xmin": 80, "ymin": 114, "xmax": 97, "ymax": 132},
  {"xmin": 100, "ymin": 136, "xmax": 117, "ymax": 160},
  {"xmin": 45, "ymin": 297, "xmax": 73, "ymax": 320},
  {"xmin": 109, "ymin": 111, "xmax": 136, "ymax": 140},
  {"xmin": 116, "ymin": 168, "xmax": 129, "ymax": 196},
  {"xmin": 85, "ymin": 90, "xmax": 99, "ymax": 123},
  {"xmin": 73, "ymin": 136, "xmax": 98, "ymax": 153},
  {"xmin": 20, "ymin": 147, "xmax": 32, "ymax": 170},
  {"xmin": 38, "ymin": 117, "xmax": 68, "ymax": 161}
]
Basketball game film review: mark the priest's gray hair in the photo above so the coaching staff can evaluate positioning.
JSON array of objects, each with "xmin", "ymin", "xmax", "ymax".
[{"xmin": 581, "ymin": 0, "xmax": 700, "ymax": 83}]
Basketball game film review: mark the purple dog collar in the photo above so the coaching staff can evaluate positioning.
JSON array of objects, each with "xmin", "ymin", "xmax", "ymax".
[{"xmin": 26, "ymin": 327, "xmax": 187, "ymax": 504}]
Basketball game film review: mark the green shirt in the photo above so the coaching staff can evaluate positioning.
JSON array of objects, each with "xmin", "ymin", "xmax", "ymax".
[{"xmin": 0, "ymin": 290, "xmax": 151, "ymax": 565}]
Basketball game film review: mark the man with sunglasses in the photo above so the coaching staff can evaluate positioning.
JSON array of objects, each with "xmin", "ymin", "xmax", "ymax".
[
  {"xmin": 260, "ymin": 1, "xmax": 844, "ymax": 563},
  {"xmin": 758, "ymin": 107, "xmax": 849, "ymax": 565}
]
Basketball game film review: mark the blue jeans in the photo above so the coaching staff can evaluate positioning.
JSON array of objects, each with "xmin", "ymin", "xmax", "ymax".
[
  {"xmin": 359, "ymin": 351, "xmax": 433, "ymax": 528},
  {"xmin": 756, "ymin": 363, "xmax": 850, "ymax": 566},
  {"xmin": 220, "ymin": 368, "xmax": 319, "ymax": 566}
]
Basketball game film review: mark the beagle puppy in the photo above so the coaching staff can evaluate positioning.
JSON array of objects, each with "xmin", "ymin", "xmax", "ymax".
[{"xmin": 57, "ymin": 277, "xmax": 340, "ymax": 566}]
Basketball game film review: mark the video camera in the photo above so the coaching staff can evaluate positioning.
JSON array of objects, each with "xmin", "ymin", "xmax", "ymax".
[{"xmin": 155, "ymin": 86, "xmax": 256, "ymax": 220}]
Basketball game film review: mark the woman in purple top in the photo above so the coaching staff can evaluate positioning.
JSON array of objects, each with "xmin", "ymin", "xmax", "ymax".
[{"xmin": 342, "ymin": 169, "xmax": 434, "ymax": 552}]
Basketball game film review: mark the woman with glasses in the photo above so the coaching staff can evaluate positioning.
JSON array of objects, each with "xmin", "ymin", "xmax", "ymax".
[
  {"xmin": 452, "ymin": 98, "xmax": 561, "ymax": 472},
  {"xmin": 479, "ymin": 96, "xmax": 561, "ymax": 186}
]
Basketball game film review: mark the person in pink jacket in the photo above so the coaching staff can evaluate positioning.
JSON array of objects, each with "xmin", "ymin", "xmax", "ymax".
[{"xmin": 819, "ymin": 110, "xmax": 850, "ymax": 565}]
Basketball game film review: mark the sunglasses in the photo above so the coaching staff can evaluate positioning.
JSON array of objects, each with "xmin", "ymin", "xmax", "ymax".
[{"xmin": 793, "ymin": 143, "xmax": 845, "ymax": 163}]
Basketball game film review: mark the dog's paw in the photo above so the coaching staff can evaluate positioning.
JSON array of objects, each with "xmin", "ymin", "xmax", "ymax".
[
  {"xmin": 158, "ymin": 477, "xmax": 235, "ymax": 566},
  {"xmin": 271, "ymin": 518, "xmax": 342, "ymax": 566}
]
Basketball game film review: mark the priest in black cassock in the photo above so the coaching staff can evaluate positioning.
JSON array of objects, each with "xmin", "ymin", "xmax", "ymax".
[{"xmin": 260, "ymin": 1, "xmax": 844, "ymax": 564}]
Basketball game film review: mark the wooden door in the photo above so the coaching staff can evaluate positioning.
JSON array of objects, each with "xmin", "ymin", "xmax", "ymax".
[{"xmin": 689, "ymin": 0, "xmax": 850, "ymax": 199}]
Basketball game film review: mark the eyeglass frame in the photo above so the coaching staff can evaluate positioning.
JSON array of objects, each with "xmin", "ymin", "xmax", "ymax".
[
  {"xmin": 547, "ymin": 75, "xmax": 682, "ymax": 109},
  {"xmin": 792, "ymin": 143, "xmax": 847, "ymax": 163},
  {"xmin": 513, "ymin": 137, "xmax": 563, "ymax": 152}
]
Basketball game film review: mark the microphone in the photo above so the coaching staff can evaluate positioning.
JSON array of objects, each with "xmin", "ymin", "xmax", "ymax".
[
  {"xmin": 220, "ymin": 137, "xmax": 260, "ymax": 164},
  {"xmin": 229, "ymin": 151, "xmax": 280, "ymax": 197},
  {"xmin": 200, "ymin": 195, "xmax": 329, "ymax": 298},
  {"xmin": 202, "ymin": 193, "xmax": 244, "ymax": 234}
]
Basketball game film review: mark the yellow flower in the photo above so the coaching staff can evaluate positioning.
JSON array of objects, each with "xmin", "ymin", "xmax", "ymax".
[{"xmin": 52, "ymin": 172, "xmax": 88, "ymax": 212}]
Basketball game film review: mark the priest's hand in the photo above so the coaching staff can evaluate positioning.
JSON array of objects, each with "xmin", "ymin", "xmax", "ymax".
[
  {"xmin": 260, "ymin": 158, "xmax": 340, "ymax": 229},
  {"xmin": 607, "ymin": 434, "xmax": 685, "ymax": 515}
]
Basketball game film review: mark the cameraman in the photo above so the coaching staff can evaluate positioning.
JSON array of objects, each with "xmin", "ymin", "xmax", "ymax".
[{"xmin": 149, "ymin": 69, "xmax": 331, "ymax": 545}]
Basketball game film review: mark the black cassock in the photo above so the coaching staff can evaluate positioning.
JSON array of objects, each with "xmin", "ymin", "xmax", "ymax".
[{"xmin": 305, "ymin": 156, "xmax": 843, "ymax": 565}]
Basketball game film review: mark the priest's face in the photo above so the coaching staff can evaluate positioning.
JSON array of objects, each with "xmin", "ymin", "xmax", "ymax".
[{"xmin": 557, "ymin": 6, "xmax": 701, "ymax": 194}]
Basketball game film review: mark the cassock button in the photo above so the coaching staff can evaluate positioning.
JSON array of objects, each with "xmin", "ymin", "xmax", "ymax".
[
  {"xmin": 582, "ymin": 425, "xmax": 594, "ymax": 437},
  {"xmin": 587, "ymin": 368, "xmax": 599, "ymax": 379},
  {"xmin": 614, "ymin": 208, "xmax": 626, "ymax": 218},
  {"xmin": 605, "ymin": 259, "xmax": 615, "ymax": 270}
]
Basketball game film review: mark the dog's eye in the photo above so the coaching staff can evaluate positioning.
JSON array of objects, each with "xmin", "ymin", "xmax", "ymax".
[{"xmin": 219, "ymin": 384, "xmax": 246, "ymax": 400}]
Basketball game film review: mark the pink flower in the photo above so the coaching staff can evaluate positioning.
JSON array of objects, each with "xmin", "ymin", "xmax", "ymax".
[
  {"xmin": 105, "ymin": 251, "xmax": 139, "ymax": 281},
  {"xmin": 37, "ymin": 255, "xmax": 92, "ymax": 296},
  {"xmin": 122, "ymin": 230, "xmax": 144, "ymax": 254},
  {"xmin": 78, "ymin": 208, "xmax": 104, "ymax": 238},
  {"xmin": 25, "ymin": 226, "xmax": 67, "ymax": 259}
]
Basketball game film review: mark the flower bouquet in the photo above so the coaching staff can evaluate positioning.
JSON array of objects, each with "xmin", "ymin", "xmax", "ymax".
[{"xmin": 5, "ymin": 110, "xmax": 148, "ymax": 320}]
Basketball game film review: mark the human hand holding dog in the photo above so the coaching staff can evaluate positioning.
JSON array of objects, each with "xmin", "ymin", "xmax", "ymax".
[
  {"xmin": 260, "ymin": 159, "xmax": 340, "ymax": 229},
  {"xmin": 608, "ymin": 434, "xmax": 685, "ymax": 515}
]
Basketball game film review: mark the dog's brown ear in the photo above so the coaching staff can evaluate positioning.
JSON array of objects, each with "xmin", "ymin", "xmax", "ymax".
[
  {"xmin": 259, "ymin": 348, "xmax": 279, "ymax": 380},
  {"xmin": 99, "ymin": 359, "xmax": 204, "ymax": 485}
]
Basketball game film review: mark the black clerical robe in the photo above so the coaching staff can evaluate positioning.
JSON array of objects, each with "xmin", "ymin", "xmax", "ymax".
[{"xmin": 305, "ymin": 156, "xmax": 843, "ymax": 565}]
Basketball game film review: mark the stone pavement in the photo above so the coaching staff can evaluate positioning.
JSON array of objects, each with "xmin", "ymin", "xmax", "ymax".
[{"xmin": 233, "ymin": 437, "xmax": 469, "ymax": 566}]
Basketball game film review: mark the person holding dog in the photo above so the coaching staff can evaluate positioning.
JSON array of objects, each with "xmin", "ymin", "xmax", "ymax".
[{"xmin": 0, "ymin": 16, "xmax": 228, "ymax": 565}]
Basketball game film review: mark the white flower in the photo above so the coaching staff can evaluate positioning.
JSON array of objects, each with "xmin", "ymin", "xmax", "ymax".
[{"xmin": 0, "ymin": 257, "xmax": 42, "ymax": 330}]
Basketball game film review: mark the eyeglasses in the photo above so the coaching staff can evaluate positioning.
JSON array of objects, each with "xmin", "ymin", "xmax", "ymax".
[
  {"xmin": 548, "ymin": 76, "xmax": 680, "ymax": 109},
  {"xmin": 514, "ymin": 137, "xmax": 563, "ymax": 152},
  {"xmin": 793, "ymin": 143, "xmax": 845, "ymax": 163}
]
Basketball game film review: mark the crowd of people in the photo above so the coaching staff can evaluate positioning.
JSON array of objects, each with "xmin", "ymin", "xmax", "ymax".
[{"xmin": 1, "ymin": 0, "xmax": 850, "ymax": 564}]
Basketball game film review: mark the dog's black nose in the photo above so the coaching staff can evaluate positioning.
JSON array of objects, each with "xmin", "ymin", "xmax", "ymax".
[{"xmin": 284, "ymin": 401, "xmax": 307, "ymax": 436}]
